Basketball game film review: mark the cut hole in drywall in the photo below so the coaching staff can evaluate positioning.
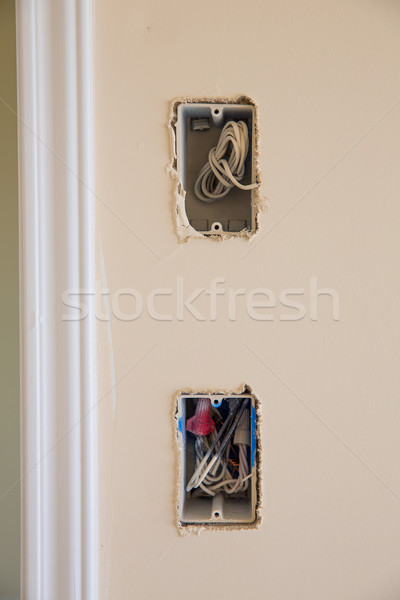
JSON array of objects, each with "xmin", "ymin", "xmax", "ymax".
[
  {"xmin": 168, "ymin": 96, "xmax": 266, "ymax": 242},
  {"xmin": 175, "ymin": 386, "xmax": 262, "ymax": 534}
]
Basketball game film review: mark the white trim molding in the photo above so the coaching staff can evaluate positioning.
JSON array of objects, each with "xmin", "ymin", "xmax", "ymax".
[{"xmin": 16, "ymin": 1, "xmax": 97, "ymax": 598}]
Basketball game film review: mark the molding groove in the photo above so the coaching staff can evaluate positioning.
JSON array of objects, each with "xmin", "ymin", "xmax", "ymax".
[{"xmin": 16, "ymin": 2, "xmax": 97, "ymax": 598}]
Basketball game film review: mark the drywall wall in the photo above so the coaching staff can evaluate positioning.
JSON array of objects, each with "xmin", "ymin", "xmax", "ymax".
[
  {"xmin": 95, "ymin": 1, "xmax": 400, "ymax": 598},
  {"xmin": 0, "ymin": 1, "xmax": 20, "ymax": 598}
]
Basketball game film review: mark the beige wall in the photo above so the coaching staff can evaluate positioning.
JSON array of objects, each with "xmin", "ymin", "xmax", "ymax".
[
  {"xmin": 0, "ymin": 1, "xmax": 20, "ymax": 598},
  {"xmin": 95, "ymin": 1, "xmax": 400, "ymax": 598}
]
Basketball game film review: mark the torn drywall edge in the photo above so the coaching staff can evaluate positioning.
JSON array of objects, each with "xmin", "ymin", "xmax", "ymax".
[
  {"xmin": 167, "ymin": 95, "xmax": 268, "ymax": 243},
  {"xmin": 173, "ymin": 383, "xmax": 263, "ymax": 536}
]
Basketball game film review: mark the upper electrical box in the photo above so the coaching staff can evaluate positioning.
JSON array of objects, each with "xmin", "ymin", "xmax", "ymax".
[{"xmin": 175, "ymin": 102, "xmax": 258, "ymax": 237}]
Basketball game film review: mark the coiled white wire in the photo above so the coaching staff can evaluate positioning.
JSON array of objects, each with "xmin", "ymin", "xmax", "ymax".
[{"xmin": 194, "ymin": 120, "xmax": 258, "ymax": 203}]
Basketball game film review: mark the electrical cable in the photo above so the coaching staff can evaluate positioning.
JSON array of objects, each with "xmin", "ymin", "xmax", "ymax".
[
  {"xmin": 194, "ymin": 120, "xmax": 258, "ymax": 203},
  {"xmin": 186, "ymin": 398, "xmax": 242, "ymax": 492},
  {"xmin": 186, "ymin": 399, "xmax": 252, "ymax": 496}
]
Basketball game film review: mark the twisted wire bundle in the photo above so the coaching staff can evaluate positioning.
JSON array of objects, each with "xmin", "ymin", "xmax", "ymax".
[
  {"xmin": 186, "ymin": 402, "xmax": 252, "ymax": 497},
  {"xmin": 194, "ymin": 120, "xmax": 258, "ymax": 203},
  {"xmin": 191, "ymin": 427, "xmax": 250, "ymax": 496}
]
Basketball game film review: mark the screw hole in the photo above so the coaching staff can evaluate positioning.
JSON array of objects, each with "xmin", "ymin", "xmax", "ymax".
[
  {"xmin": 213, "ymin": 512, "xmax": 220, "ymax": 518},
  {"xmin": 212, "ymin": 222, "xmax": 222, "ymax": 232},
  {"xmin": 213, "ymin": 108, "xmax": 220, "ymax": 115}
]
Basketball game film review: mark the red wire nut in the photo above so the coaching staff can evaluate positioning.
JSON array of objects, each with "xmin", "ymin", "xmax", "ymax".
[{"xmin": 186, "ymin": 398, "xmax": 215, "ymax": 436}]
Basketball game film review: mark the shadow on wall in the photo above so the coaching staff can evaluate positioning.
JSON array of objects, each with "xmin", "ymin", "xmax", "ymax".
[{"xmin": 0, "ymin": 0, "xmax": 20, "ymax": 599}]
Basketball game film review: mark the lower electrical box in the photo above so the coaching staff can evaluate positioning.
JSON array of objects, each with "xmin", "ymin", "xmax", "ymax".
[{"xmin": 176, "ymin": 393, "xmax": 258, "ymax": 526}]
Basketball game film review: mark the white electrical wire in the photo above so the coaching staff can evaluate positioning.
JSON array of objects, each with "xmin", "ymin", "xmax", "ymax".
[
  {"xmin": 194, "ymin": 120, "xmax": 258, "ymax": 203},
  {"xmin": 186, "ymin": 400, "xmax": 244, "ymax": 492},
  {"xmin": 190, "ymin": 413, "xmax": 252, "ymax": 497}
]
